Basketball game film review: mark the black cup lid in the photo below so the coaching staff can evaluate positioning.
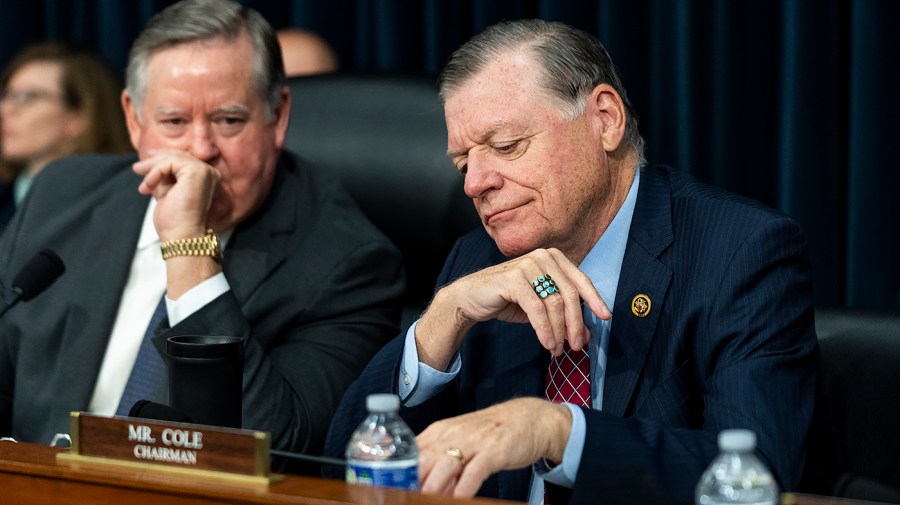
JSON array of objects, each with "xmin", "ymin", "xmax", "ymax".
[{"xmin": 166, "ymin": 335, "xmax": 244, "ymax": 359}]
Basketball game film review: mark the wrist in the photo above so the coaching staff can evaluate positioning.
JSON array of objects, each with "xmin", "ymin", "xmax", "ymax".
[
  {"xmin": 543, "ymin": 401, "xmax": 573, "ymax": 464},
  {"xmin": 157, "ymin": 223, "xmax": 209, "ymax": 243},
  {"xmin": 416, "ymin": 287, "xmax": 475, "ymax": 371},
  {"xmin": 160, "ymin": 227, "xmax": 222, "ymax": 262}
]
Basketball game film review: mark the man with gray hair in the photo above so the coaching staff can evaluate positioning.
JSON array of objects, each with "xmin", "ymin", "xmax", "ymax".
[
  {"xmin": 0, "ymin": 0, "xmax": 404, "ymax": 466},
  {"xmin": 326, "ymin": 19, "xmax": 818, "ymax": 503}
]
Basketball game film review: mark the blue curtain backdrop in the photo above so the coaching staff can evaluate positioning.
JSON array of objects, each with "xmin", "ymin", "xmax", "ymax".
[{"xmin": 1, "ymin": 0, "xmax": 898, "ymax": 309}]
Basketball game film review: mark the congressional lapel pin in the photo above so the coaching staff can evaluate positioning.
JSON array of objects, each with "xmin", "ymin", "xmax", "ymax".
[{"xmin": 631, "ymin": 294, "xmax": 651, "ymax": 318}]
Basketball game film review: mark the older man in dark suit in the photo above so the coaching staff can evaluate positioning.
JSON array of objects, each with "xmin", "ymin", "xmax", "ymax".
[
  {"xmin": 0, "ymin": 0, "xmax": 403, "ymax": 465},
  {"xmin": 325, "ymin": 19, "xmax": 819, "ymax": 504}
]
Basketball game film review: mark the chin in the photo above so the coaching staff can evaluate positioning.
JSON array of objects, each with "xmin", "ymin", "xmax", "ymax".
[
  {"xmin": 492, "ymin": 235, "xmax": 540, "ymax": 259},
  {"xmin": 488, "ymin": 223, "xmax": 547, "ymax": 258}
]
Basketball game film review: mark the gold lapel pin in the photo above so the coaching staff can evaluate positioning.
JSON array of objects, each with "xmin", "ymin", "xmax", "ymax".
[{"xmin": 632, "ymin": 294, "xmax": 651, "ymax": 317}]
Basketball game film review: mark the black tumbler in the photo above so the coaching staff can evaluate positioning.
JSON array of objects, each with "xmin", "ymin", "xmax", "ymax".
[{"xmin": 165, "ymin": 335, "xmax": 244, "ymax": 428}]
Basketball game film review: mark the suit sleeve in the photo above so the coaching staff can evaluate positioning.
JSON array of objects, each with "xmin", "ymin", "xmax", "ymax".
[
  {"xmin": 160, "ymin": 238, "xmax": 405, "ymax": 461},
  {"xmin": 571, "ymin": 217, "xmax": 819, "ymax": 504},
  {"xmin": 322, "ymin": 237, "xmax": 470, "ymax": 477}
]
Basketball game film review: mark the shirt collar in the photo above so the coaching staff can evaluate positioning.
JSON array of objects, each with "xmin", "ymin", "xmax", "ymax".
[
  {"xmin": 578, "ymin": 168, "xmax": 641, "ymax": 308},
  {"xmin": 12, "ymin": 171, "xmax": 33, "ymax": 205}
]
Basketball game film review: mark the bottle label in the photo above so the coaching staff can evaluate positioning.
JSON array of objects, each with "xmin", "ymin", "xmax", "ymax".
[{"xmin": 346, "ymin": 459, "xmax": 418, "ymax": 491}]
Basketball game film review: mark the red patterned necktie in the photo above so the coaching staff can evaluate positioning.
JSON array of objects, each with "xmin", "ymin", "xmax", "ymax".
[{"xmin": 545, "ymin": 343, "xmax": 591, "ymax": 408}]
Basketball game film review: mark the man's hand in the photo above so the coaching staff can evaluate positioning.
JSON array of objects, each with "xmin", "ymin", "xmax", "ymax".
[
  {"xmin": 416, "ymin": 248, "xmax": 610, "ymax": 371},
  {"xmin": 133, "ymin": 149, "xmax": 223, "ymax": 299},
  {"xmin": 417, "ymin": 397, "xmax": 572, "ymax": 498},
  {"xmin": 132, "ymin": 149, "xmax": 222, "ymax": 242}
]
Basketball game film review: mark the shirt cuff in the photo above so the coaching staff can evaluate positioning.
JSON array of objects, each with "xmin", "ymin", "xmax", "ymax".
[
  {"xmin": 398, "ymin": 319, "xmax": 461, "ymax": 406},
  {"xmin": 536, "ymin": 403, "xmax": 585, "ymax": 488},
  {"xmin": 165, "ymin": 273, "xmax": 230, "ymax": 326}
]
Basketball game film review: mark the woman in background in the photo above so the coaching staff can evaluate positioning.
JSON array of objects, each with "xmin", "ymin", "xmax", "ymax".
[{"xmin": 0, "ymin": 42, "xmax": 131, "ymax": 233}]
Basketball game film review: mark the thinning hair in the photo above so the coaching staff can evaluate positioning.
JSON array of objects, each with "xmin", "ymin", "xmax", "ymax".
[
  {"xmin": 439, "ymin": 19, "xmax": 645, "ymax": 163},
  {"xmin": 125, "ymin": 0, "xmax": 285, "ymax": 121}
]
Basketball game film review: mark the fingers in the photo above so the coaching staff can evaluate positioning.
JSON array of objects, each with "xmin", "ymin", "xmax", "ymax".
[
  {"xmin": 547, "ymin": 248, "xmax": 608, "ymax": 351},
  {"xmin": 546, "ymin": 248, "xmax": 610, "ymax": 320},
  {"xmin": 511, "ymin": 252, "xmax": 571, "ymax": 354},
  {"xmin": 133, "ymin": 158, "xmax": 171, "ymax": 197},
  {"xmin": 419, "ymin": 448, "xmax": 463, "ymax": 495},
  {"xmin": 453, "ymin": 455, "xmax": 492, "ymax": 498},
  {"xmin": 541, "ymin": 291, "xmax": 567, "ymax": 355},
  {"xmin": 418, "ymin": 431, "xmax": 488, "ymax": 498},
  {"xmin": 132, "ymin": 150, "xmax": 222, "ymax": 192},
  {"xmin": 422, "ymin": 458, "xmax": 484, "ymax": 498},
  {"xmin": 131, "ymin": 149, "xmax": 223, "ymax": 239},
  {"xmin": 424, "ymin": 246, "xmax": 611, "ymax": 360},
  {"xmin": 516, "ymin": 248, "xmax": 609, "ymax": 353},
  {"xmin": 416, "ymin": 398, "xmax": 566, "ymax": 498},
  {"xmin": 417, "ymin": 424, "xmax": 469, "ymax": 495}
]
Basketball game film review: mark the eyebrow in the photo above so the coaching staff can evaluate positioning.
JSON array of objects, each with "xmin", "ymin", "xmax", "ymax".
[
  {"xmin": 153, "ymin": 106, "xmax": 185, "ymax": 116},
  {"xmin": 152, "ymin": 105, "xmax": 251, "ymax": 116},
  {"xmin": 446, "ymin": 119, "xmax": 512, "ymax": 160},
  {"xmin": 215, "ymin": 105, "xmax": 251, "ymax": 116},
  {"xmin": 446, "ymin": 148, "xmax": 466, "ymax": 161}
]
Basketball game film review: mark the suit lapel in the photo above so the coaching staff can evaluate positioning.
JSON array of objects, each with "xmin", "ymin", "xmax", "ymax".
[
  {"xmin": 603, "ymin": 167, "xmax": 674, "ymax": 416},
  {"xmin": 63, "ymin": 171, "xmax": 148, "ymax": 410},
  {"xmin": 223, "ymin": 156, "xmax": 297, "ymax": 304}
]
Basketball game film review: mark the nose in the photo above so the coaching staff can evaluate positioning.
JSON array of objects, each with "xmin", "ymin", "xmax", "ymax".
[
  {"xmin": 188, "ymin": 123, "xmax": 220, "ymax": 163},
  {"xmin": 463, "ymin": 151, "xmax": 503, "ymax": 199}
]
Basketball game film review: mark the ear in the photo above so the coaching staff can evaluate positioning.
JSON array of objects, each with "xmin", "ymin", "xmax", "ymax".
[
  {"xmin": 271, "ymin": 85, "xmax": 292, "ymax": 150},
  {"xmin": 586, "ymin": 84, "xmax": 627, "ymax": 153},
  {"xmin": 121, "ymin": 89, "xmax": 143, "ymax": 151}
]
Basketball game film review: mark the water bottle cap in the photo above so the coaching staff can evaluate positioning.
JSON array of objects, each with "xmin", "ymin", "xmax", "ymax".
[
  {"xmin": 718, "ymin": 429, "xmax": 757, "ymax": 451},
  {"xmin": 366, "ymin": 394, "xmax": 400, "ymax": 412}
]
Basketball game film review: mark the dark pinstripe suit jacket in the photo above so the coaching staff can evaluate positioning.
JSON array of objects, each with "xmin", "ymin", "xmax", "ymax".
[{"xmin": 325, "ymin": 165, "xmax": 820, "ymax": 504}]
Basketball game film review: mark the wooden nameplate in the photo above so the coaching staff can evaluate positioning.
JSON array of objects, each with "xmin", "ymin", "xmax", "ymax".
[{"xmin": 57, "ymin": 412, "xmax": 281, "ymax": 486}]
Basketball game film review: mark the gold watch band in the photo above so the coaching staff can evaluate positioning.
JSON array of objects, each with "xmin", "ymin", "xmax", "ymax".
[{"xmin": 160, "ymin": 227, "xmax": 222, "ymax": 262}]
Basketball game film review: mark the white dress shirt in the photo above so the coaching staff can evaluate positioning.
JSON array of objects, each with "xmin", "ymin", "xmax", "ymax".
[{"xmin": 88, "ymin": 199, "xmax": 232, "ymax": 415}]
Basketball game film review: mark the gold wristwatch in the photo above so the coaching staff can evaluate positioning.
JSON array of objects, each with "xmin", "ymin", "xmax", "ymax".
[{"xmin": 160, "ymin": 227, "xmax": 222, "ymax": 262}]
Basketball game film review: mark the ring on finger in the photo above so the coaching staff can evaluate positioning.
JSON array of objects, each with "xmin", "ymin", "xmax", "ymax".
[
  {"xmin": 532, "ymin": 274, "xmax": 559, "ymax": 299},
  {"xmin": 445, "ymin": 447, "xmax": 465, "ymax": 464}
]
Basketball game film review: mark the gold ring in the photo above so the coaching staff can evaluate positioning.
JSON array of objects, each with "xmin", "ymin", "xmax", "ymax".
[{"xmin": 445, "ymin": 447, "xmax": 465, "ymax": 464}]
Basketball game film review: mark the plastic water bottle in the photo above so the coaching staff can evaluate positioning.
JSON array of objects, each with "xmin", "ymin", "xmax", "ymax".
[
  {"xmin": 695, "ymin": 429, "xmax": 779, "ymax": 505},
  {"xmin": 345, "ymin": 394, "xmax": 419, "ymax": 490}
]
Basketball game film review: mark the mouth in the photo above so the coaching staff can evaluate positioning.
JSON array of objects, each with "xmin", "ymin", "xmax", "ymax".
[{"xmin": 483, "ymin": 203, "xmax": 527, "ymax": 225}]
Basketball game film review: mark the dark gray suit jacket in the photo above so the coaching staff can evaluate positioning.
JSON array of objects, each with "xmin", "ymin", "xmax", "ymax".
[
  {"xmin": 325, "ymin": 165, "xmax": 820, "ymax": 504},
  {"xmin": 0, "ymin": 182, "xmax": 14, "ymax": 236},
  {"xmin": 0, "ymin": 152, "xmax": 404, "ymax": 460}
]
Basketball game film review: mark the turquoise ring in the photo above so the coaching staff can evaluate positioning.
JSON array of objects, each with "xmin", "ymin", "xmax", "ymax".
[{"xmin": 532, "ymin": 274, "xmax": 559, "ymax": 299}]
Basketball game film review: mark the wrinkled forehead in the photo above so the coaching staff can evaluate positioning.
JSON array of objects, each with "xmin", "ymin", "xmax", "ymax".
[
  {"xmin": 444, "ymin": 55, "xmax": 554, "ymax": 127},
  {"xmin": 446, "ymin": 52, "xmax": 571, "ymax": 129}
]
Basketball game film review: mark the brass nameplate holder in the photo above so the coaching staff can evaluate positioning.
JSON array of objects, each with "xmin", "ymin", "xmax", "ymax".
[{"xmin": 57, "ymin": 412, "xmax": 281, "ymax": 486}]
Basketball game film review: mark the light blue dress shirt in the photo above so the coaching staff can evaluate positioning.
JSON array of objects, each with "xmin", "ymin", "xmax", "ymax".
[{"xmin": 399, "ymin": 169, "xmax": 641, "ymax": 502}]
